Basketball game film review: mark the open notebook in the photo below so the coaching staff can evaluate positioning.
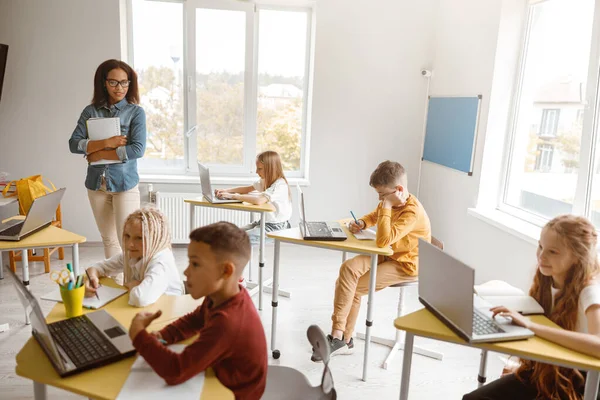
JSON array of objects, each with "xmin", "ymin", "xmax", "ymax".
[
  {"xmin": 117, "ymin": 344, "xmax": 205, "ymax": 400},
  {"xmin": 41, "ymin": 285, "xmax": 127, "ymax": 309},
  {"xmin": 474, "ymin": 280, "xmax": 544, "ymax": 315},
  {"xmin": 344, "ymin": 222, "xmax": 377, "ymax": 240}
]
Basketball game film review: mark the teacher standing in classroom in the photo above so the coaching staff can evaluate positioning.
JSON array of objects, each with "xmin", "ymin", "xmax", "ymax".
[{"xmin": 69, "ymin": 59, "xmax": 146, "ymax": 259}]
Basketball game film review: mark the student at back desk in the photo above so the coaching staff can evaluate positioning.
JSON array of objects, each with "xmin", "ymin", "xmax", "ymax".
[{"xmin": 312, "ymin": 160, "xmax": 431, "ymax": 361}]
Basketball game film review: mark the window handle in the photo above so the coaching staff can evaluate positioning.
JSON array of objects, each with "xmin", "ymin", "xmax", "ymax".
[{"xmin": 185, "ymin": 125, "xmax": 197, "ymax": 138}]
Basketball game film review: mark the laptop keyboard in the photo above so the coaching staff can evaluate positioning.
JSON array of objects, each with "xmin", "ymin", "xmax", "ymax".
[
  {"xmin": 0, "ymin": 221, "xmax": 24, "ymax": 236},
  {"xmin": 473, "ymin": 311, "xmax": 505, "ymax": 335},
  {"xmin": 48, "ymin": 316, "xmax": 120, "ymax": 368},
  {"xmin": 307, "ymin": 222, "xmax": 332, "ymax": 237}
]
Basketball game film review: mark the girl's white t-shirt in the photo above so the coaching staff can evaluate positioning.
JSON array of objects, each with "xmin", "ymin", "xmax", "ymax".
[
  {"xmin": 253, "ymin": 177, "xmax": 292, "ymax": 224},
  {"xmin": 551, "ymin": 282, "xmax": 600, "ymax": 333},
  {"xmin": 91, "ymin": 248, "xmax": 184, "ymax": 307}
]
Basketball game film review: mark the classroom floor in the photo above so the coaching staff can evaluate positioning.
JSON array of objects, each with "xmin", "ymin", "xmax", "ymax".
[{"xmin": 0, "ymin": 243, "xmax": 505, "ymax": 399}]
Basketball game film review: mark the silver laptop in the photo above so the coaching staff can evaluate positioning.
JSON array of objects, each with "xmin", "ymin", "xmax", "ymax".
[
  {"xmin": 418, "ymin": 239, "xmax": 534, "ymax": 343},
  {"xmin": 8, "ymin": 267, "xmax": 135, "ymax": 377},
  {"xmin": 198, "ymin": 162, "xmax": 242, "ymax": 204},
  {"xmin": 0, "ymin": 188, "xmax": 66, "ymax": 241},
  {"xmin": 297, "ymin": 186, "xmax": 346, "ymax": 241}
]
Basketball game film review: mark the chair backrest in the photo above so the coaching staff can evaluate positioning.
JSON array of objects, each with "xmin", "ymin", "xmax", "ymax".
[
  {"xmin": 431, "ymin": 235, "xmax": 444, "ymax": 251},
  {"xmin": 306, "ymin": 325, "xmax": 337, "ymax": 398},
  {"xmin": 262, "ymin": 325, "xmax": 337, "ymax": 400}
]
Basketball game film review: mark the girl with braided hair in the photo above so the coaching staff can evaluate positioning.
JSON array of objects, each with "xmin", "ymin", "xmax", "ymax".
[{"xmin": 85, "ymin": 207, "xmax": 184, "ymax": 307}]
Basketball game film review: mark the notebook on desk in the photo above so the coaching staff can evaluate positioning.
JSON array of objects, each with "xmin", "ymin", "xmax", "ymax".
[
  {"xmin": 297, "ymin": 186, "xmax": 346, "ymax": 241},
  {"xmin": 116, "ymin": 344, "xmax": 205, "ymax": 400},
  {"xmin": 41, "ymin": 285, "xmax": 127, "ymax": 309}
]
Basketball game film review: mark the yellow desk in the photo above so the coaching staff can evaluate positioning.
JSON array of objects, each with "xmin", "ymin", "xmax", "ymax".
[
  {"xmin": 395, "ymin": 309, "xmax": 600, "ymax": 400},
  {"xmin": 267, "ymin": 220, "xmax": 393, "ymax": 381},
  {"xmin": 0, "ymin": 225, "xmax": 86, "ymax": 324},
  {"xmin": 46, "ymin": 278, "xmax": 204, "ymax": 325},
  {"xmin": 15, "ymin": 284, "xmax": 232, "ymax": 400},
  {"xmin": 184, "ymin": 197, "xmax": 284, "ymax": 311}
]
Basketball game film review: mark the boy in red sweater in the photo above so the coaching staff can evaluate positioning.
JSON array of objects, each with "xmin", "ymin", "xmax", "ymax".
[{"xmin": 128, "ymin": 222, "xmax": 267, "ymax": 399}]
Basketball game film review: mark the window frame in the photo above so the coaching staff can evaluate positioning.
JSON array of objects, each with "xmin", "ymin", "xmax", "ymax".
[
  {"xmin": 538, "ymin": 108, "xmax": 560, "ymax": 138},
  {"xmin": 498, "ymin": 0, "xmax": 600, "ymax": 227},
  {"xmin": 534, "ymin": 143, "xmax": 554, "ymax": 172},
  {"xmin": 127, "ymin": 0, "xmax": 314, "ymax": 179}
]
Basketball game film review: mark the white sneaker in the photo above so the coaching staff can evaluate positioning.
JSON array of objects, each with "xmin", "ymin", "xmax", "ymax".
[{"xmin": 239, "ymin": 277, "xmax": 247, "ymax": 288}]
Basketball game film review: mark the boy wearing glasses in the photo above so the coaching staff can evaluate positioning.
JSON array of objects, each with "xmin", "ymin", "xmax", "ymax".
[{"xmin": 311, "ymin": 160, "xmax": 431, "ymax": 361}]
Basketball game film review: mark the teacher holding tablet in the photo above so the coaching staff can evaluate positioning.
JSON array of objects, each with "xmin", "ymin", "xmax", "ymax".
[{"xmin": 69, "ymin": 59, "xmax": 146, "ymax": 259}]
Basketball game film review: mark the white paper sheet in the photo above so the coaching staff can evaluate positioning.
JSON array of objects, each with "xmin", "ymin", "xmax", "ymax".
[
  {"xmin": 41, "ymin": 285, "xmax": 127, "ymax": 309},
  {"xmin": 116, "ymin": 344, "xmax": 205, "ymax": 400},
  {"xmin": 345, "ymin": 222, "xmax": 377, "ymax": 240}
]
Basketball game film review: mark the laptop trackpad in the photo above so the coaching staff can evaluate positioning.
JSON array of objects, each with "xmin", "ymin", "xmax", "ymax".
[{"xmin": 104, "ymin": 326, "xmax": 126, "ymax": 339}]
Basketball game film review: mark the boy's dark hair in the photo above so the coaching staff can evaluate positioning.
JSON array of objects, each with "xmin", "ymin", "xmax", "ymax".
[
  {"xmin": 92, "ymin": 59, "xmax": 140, "ymax": 107},
  {"xmin": 369, "ymin": 160, "xmax": 407, "ymax": 187},
  {"xmin": 189, "ymin": 222, "xmax": 251, "ymax": 267}
]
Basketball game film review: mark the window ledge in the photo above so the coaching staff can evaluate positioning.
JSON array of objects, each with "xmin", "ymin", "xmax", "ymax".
[
  {"xmin": 139, "ymin": 174, "xmax": 310, "ymax": 186},
  {"xmin": 467, "ymin": 208, "xmax": 540, "ymax": 247}
]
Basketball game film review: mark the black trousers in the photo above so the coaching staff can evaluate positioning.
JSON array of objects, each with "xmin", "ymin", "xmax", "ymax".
[{"xmin": 462, "ymin": 371, "xmax": 600, "ymax": 400}]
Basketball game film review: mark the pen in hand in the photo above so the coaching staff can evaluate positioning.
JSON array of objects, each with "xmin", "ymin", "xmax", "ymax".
[
  {"xmin": 85, "ymin": 269, "xmax": 100, "ymax": 301},
  {"xmin": 350, "ymin": 211, "xmax": 362, "ymax": 231}
]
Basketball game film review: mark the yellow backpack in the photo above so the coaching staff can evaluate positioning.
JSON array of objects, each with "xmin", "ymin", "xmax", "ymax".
[{"xmin": 2, "ymin": 175, "xmax": 56, "ymax": 215}]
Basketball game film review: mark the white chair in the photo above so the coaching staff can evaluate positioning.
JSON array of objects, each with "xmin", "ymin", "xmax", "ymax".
[
  {"xmin": 355, "ymin": 236, "xmax": 445, "ymax": 369},
  {"xmin": 262, "ymin": 325, "xmax": 337, "ymax": 400}
]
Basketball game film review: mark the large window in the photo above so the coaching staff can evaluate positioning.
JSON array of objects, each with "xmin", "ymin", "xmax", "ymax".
[
  {"xmin": 502, "ymin": 0, "xmax": 600, "ymax": 226},
  {"xmin": 130, "ymin": 0, "xmax": 313, "ymax": 177}
]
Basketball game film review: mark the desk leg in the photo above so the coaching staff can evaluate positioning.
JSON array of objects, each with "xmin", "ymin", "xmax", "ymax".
[
  {"xmin": 584, "ymin": 370, "xmax": 600, "ymax": 400},
  {"xmin": 399, "ymin": 332, "xmax": 414, "ymax": 400},
  {"xmin": 478, "ymin": 350, "xmax": 488, "ymax": 388},
  {"xmin": 342, "ymin": 251, "xmax": 347, "ymax": 263},
  {"xmin": 22, "ymin": 249, "xmax": 31, "ymax": 325},
  {"xmin": 270, "ymin": 240, "xmax": 281, "ymax": 359},
  {"xmin": 249, "ymin": 212, "xmax": 256, "ymax": 283},
  {"xmin": 190, "ymin": 204, "xmax": 196, "ymax": 232},
  {"xmin": 362, "ymin": 255, "xmax": 378, "ymax": 382},
  {"xmin": 71, "ymin": 243, "xmax": 80, "ymax": 278},
  {"xmin": 258, "ymin": 216, "xmax": 266, "ymax": 311},
  {"xmin": 33, "ymin": 381, "xmax": 47, "ymax": 400},
  {"xmin": 0, "ymin": 251, "xmax": 4, "ymax": 280}
]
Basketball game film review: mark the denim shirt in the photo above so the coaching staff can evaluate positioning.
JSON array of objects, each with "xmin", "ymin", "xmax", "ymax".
[{"xmin": 68, "ymin": 98, "xmax": 146, "ymax": 192}]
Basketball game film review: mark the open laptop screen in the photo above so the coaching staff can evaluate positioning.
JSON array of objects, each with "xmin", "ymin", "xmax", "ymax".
[
  {"xmin": 198, "ymin": 163, "xmax": 214, "ymax": 200},
  {"xmin": 296, "ymin": 186, "xmax": 308, "ymax": 232},
  {"xmin": 9, "ymin": 267, "xmax": 65, "ymax": 371},
  {"xmin": 418, "ymin": 239, "xmax": 475, "ymax": 337}
]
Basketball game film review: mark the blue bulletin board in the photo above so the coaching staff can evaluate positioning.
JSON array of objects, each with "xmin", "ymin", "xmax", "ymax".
[{"xmin": 422, "ymin": 96, "xmax": 481, "ymax": 175}]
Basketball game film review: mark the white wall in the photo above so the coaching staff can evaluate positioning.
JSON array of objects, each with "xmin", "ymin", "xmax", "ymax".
[
  {"xmin": 0, "ymin": 0, "xmax": 438, "ymax": 242},
  {"xmin": 419, "ymin": 0, "xmax": 538, "ymax": 290},
  {"xmin": 305, "ymin": 0, "xmax": 438, "ymax": 220},
  {"xmin": 0, "ymin": 0, "xmax": 122, "ymax": 240}
]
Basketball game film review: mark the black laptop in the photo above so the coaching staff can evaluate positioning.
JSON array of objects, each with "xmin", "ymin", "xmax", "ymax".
[
  {"xmin": 297, "ymin": 186, "xmax": 346, "ymax": 241},
  {"xmin": 8, "ymin": 267, "xmax": 136, "ymax": 377}
]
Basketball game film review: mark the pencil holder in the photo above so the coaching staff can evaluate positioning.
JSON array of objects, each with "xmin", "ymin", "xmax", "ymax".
[{"xmin": 60, "ymin": 285, "xmax": 85, "ymax": 318}]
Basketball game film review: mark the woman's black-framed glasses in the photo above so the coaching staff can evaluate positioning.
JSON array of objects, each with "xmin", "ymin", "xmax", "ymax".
[{"xmin": 105, "ymin": 79, "xmax": 131, "ymax": 88}]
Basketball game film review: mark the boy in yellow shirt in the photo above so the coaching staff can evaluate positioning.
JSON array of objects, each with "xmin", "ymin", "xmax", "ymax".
[{"xmin": 312, "ymin": 160, "xmax": 431, "ymax": 361}]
